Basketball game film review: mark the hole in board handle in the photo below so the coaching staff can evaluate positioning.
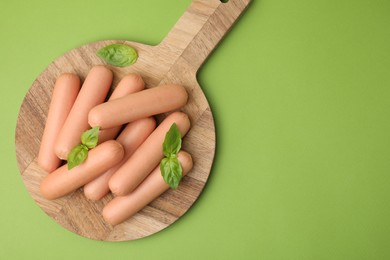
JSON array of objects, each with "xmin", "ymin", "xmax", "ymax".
[{"xmin": 220, "ymin": 0, "xmax": 229, "ymax": 3}]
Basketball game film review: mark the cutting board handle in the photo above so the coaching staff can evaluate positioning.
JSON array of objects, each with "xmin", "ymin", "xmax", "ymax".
[{"xmin": 159, "ymin": 0, "xmax": 251, "ymax": 73}]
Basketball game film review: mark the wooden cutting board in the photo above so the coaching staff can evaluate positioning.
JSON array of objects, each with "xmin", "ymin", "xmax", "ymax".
[{"xmin": 15, "ymin": 0, "xmax": 251, "ymax": 241}]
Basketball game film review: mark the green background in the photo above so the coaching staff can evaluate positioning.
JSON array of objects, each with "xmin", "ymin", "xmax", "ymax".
[{"xmin": 1, "ymin": 0, "xmax": 390, "ymax": 259}]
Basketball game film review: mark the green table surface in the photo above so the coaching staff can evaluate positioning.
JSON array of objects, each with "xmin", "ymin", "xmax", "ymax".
[{"xmin": 1, "ymin": 0, "xmax": 390, "ymax": 259}]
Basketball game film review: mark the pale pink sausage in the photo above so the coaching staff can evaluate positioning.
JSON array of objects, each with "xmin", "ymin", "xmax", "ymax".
[
  {"xmin": 103, "ymin": 151, "xmax": 193, "ymax": 226},
  {"xmin": 84, "ymin": 117, "xmax": 156, "ymax": 201},
  {"xmin": 109, "ymin": 112, "xmax": 190, "ymax": 196},
  {"xmin": 37, "ymin": 74, "xmax": 80, "ymax": 173},
  {"xmin": 98, "ymin": 74, "xmax": 145, "ymax": 144},
  {"xmin": 88, "ymin": 84, "xmax": 188, "ymax": 129},
  {"xmin": 40, "ymin": 140, "xmax": 124, "ymax": 200},
  {"xmin": 54, "ymin": 66, "xmax": 113, "ymax": 159}
]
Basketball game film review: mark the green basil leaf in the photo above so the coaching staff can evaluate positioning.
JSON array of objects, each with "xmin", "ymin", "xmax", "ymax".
[
  {"xmin": 160, "ymin": 157, "xmax": 183, "ymax": 189},
  {"xmin": 81, "ymin": 127, "xmax": 99, "ymax": 149},
  {"xmin": 67, "ymin": 144, "xmax": 89, "ymax": 170},
  {"xmin": 162, "ymin": 123, "xmax": 182, "ymax": 158},
  {"xmin": 96, "ymin": 44, "xmax": 138, "ymax": 67}
]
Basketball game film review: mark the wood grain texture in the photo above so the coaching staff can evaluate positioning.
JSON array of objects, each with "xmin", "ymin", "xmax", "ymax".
[{"xmin": 15, "ymin": 0, "xmax": 251, "ymax": 241}]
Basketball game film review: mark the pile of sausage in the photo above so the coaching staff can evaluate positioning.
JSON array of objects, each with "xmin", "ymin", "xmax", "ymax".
[{"xmin": 37, "ymin": 65, "xmax": 193, "ymax": 225}]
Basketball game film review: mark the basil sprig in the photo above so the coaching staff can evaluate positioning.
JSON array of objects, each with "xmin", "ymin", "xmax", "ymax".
[
  {"xmin": 96, "ymin": 44, "xmax": 138, "ymax": 67},
  {"xmin": 160, "ymin": 123, "xmax": 183, "ymax": 189},
  {"xmin": 67, "ymin": 127, "xmax": 99, "ymax": 170}
]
